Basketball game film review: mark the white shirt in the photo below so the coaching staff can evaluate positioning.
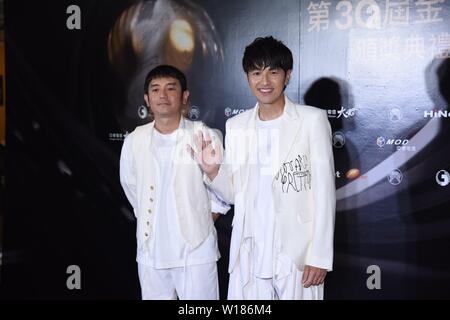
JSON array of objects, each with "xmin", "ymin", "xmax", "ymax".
[
  {"xmin": 253, "ymin": 114, "xmax": 283, "ymax": 278},
  {"xmin": 121, "ymin": 128, "xmax": 223, "ymax": 269}
]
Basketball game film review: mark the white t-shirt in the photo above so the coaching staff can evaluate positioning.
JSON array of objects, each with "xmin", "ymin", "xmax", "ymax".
[
  {"xmin": 253, "ymin": 114, "xmax": 283, "ymax": 278},
  {"xmin": 136, "ymin": 129, "xmax": 220, "ymax": 269}
]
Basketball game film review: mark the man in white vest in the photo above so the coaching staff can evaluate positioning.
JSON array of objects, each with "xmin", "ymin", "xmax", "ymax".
[
  {"xmin": 191, "ymin": 37, "xmax": 336, "ymax": 300},
  {"xmin": 120, "ymin": 65, "xmax": 229, "ymax": 300}
]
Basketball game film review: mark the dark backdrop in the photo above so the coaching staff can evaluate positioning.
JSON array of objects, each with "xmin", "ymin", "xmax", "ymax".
[{"xmin": 2, "ymin": 0, "xmax": 450, "ymax": 299}]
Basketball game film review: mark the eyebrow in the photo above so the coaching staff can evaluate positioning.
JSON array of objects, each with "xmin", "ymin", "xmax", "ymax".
[
  {"xmin": 150, "ymin": 82, "xmax": 178, "ymax": 87},
  {"xmin": 250, "ymin": 66, "xmax": 279, "ymax": 72}
]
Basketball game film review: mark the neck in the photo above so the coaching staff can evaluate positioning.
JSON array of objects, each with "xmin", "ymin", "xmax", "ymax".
[
  {"xmin": 258, "ymin": 95, "xmax": 285, "ymax": 121},
  {"xmin": 154, "ymin": 114, "xmax": 181, "ymax": 134}
]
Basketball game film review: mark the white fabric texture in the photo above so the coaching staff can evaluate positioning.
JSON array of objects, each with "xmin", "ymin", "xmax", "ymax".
[
  {"xmin": 253, "ymin": 114, "xmax": 282, "ymax": 278},
  {"xmin": 137, "ymin": 129, "xmax": 220, "ymax": 269},
  {"xmin": 138, "ymin": 262, "xmax": 219, "ymax": 300}
]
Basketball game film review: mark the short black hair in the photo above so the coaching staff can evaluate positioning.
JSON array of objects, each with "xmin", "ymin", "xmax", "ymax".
[
  {"xmin": 144, "ymin": 65, "xmax": 187, "ymax": 94},
  {"xmin": 242, "ymin": 36, "xmax": 293, "ymax": 73}
]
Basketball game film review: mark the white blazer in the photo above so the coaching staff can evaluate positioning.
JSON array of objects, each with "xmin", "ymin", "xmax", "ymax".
[
  {"xmin": 120, "ymin": 117, "xmax": 228, "ymax": 250},
  {"xmin": 206, "ymin": 96, "xmax": 336, "ymax": 273}
]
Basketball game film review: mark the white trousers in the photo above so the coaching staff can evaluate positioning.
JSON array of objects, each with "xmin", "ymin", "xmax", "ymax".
[
  {"xmin": 227, "ymin": 250, "xmax": 324, "ymax": 300},
  {"xmin": 137, "ymin": 262, "xmax": 219, "ymax": 300}
]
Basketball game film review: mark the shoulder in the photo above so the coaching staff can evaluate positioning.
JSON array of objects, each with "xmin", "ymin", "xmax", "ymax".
[
  {"xmin": 295, "ymin": 104, "xmax": 327, "ymax": 119},
  {"xmin": 122, "ymin": 122, "xmax": 153, "ymax": 150},
  {"xmin": 132, "ymin": 122, "xmax": 154, "ymax": 136},
  {"xmin": 226, "ymin": 108, "xmax": 254, "ymax": 128}
]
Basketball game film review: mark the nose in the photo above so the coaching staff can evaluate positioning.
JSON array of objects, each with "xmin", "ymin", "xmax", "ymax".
[
  {"xmin": 261, "ymin": 71, "xmax": 270, "ymax": 85},
  {"xmin": 159, "ymin": 89, "xmax": 168, "ymax": 99}
]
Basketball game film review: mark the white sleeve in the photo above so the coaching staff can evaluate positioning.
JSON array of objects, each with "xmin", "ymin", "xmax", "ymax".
[
  {"xmin": 305, "ymin": 110, "xmax": 336, "ymax": 271},
  {"xmin": 119, "ymin": 134, "xmax": 138, "ymax": 218},
  {"xmin": 208, "ymin": 186, "xmax": 231, "ymax": 215},
  {"xmin": 203, "ymin": 120, "xmax": 235, "ymax": 204},
  {"xmin": 198, "ymin": 123, "xmax": 233, "ymax": 213}
]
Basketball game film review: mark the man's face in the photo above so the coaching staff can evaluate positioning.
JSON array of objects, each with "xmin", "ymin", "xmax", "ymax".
[
  {"xmin": 247, "ymin": 67, "xmax": 291, "ymax": 107},
  {"xmin": 144, "ymin": 76, "xmax": 189, "ymax": 120}
]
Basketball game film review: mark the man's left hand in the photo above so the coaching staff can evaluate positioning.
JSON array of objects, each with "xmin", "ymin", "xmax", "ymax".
[{"xmin": 302, "ymin": 265, "xmax": 327, "ymax": 288}]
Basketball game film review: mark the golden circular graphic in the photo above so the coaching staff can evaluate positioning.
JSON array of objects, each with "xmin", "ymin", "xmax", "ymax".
[
  {"xmin": 169, "ymin": 19, "xmax": 195, "ymax": 52},
  {"xmin": 165, "ymin": 19, "xmax": 195, "ymax": 71}
]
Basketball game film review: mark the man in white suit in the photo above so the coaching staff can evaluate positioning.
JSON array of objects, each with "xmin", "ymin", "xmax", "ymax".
[
  {"xmin": 120, "ymin": 65, "xmax": 229, "ymax": 300},
  {"xmin": 191, "ymin": 37, "xmax": 336, "ymax": 300}
]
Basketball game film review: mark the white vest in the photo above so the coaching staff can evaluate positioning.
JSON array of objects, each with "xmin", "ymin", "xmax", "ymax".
[{"xmin": 131, "ymin": 117, "xmax": 214, "ymax": 249}]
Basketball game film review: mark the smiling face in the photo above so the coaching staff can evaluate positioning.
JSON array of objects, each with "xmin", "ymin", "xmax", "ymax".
[
  {"xmin": 144, "ymin": 76, "xmax": 189, "ymax": 120},
  {"xmin": 247, "ymin": 67, "xmax": 291, "ymax": 109}
]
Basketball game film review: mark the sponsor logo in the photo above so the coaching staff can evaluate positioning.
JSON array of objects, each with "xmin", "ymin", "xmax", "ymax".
[
  {"xmin": 225, "ymin": 107, "xmax": 246, "ymax": 118},
  {"xmin": 376, "ymin": 137, "xmax": 386, "ymax": 147},
  {"xmin": 327, "ymin": 107, "xmax": 358, "ymax": 119},
  {"xmin": 436, "ymin": 170, "xmax": 450, "ymax": 187},
  {"xmin": 388, "ymin": 108, "xmax": 403, "ymax": 122},
  {"xmin": 109, "ymin": 131, "xmax": 129, "ymax": 141},
  {"xmin": 388, "ymin": 169, "xmax": 403, "ymax": 185},
  {"xmin": 424, "ymin": 109, "xmax": 449, "ymax": 118},
  {"xmin": 376, "ymin": 137, "xmax": 416, "ymax": 151},
  {"xmin": 188, "ymin": 105, "xmax": 200, "ymax": 120},
  {"xmin": 138, "ymin": 105, "xmax": 149, "ymax": 119},
  {"xmin": 332, "ymin": 131, "xmax": 345, "ymax": 148}
]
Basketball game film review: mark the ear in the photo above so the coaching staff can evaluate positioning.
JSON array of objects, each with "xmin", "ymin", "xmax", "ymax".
[
  {"xmin": 182, "ymin": 90, "xmax": 190, "ymax": 105},
  {"xmin": 144, "ymin": 94, "xmax": 150, "ymax": 107},
  {"xmin": 285, "ymin": 69, "xmax": 292, "ymax": 85}
]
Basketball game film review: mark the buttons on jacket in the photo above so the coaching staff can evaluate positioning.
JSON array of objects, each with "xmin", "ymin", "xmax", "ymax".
[
  {"xmin": 144, "ymin": 185, "xmax": 156, "ymax": 239},
  {"xmin": 144, "ymin": 226, "xmax": 153, "ymax": 238}
]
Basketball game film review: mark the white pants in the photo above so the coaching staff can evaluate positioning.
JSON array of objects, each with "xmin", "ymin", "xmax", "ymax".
[
  {"xmin": 227, "ymin": 250, "xmax": 324, "ymax": 300},
  {"xmin": 137, "ymin": 262, "xmax": 219, "ymax": 300}
]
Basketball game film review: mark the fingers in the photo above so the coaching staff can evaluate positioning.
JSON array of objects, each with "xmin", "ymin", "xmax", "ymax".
[
  {"xmin": 194, "ymin": 130, "xmax": 213, "ymax": 150},
  {"xmin": 188, "ymin": 130, "xmax": 222, "ymax": 168},
  {"xmin": 302, "ymin": 266, "xmax": 326, "ymax": 288},
  {"xmin": 193, "ymin": 131, "xmax": 203, "ymax": 152},
  {"xmin": 319, "ymin": 273, "xmax": 327, "ymax": 285},
  {"xmin": 203, "ymin": 130, "xmax": 212, "ymax": 147},
  {"xmin": 303, "ymin": 274, "xmax": 315, "ymax": 288},
  {"xmin": 302, "ymin": 266, "xmax": 311, "ymax": 288},
  {"xmin": 186, "ymin": 144, "xmax": 197, "ymax": 160},
  {"xmin": 200, "ymin": 131, "xmax": 206, "ymax": 149},
  {"xmin": 312, "ymin": 272, "xmax": 322, "ymax": 286},
  {"xmin": 202, "ymin": 130, "xmax": 221, "ymax": 166}
]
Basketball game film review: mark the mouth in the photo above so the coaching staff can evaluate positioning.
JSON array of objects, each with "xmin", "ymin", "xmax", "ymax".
[{"xmin": 258, "ymin": 88, "xmax": 274, "ymax": 94}]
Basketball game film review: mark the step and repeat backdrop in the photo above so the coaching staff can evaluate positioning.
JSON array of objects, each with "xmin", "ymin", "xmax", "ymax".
[{"xmin": 4, "ymin": 0, "xmax": 450, "ymax": 299}]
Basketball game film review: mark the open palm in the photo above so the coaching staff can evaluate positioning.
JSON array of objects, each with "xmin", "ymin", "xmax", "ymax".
[{"xmin": 188, "ymin": 130, "xmax": 222, "ymax": 179}]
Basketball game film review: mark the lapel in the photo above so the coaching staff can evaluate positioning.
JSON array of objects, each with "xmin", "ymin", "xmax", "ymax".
[
  {"xmin": 276, "ymin": 96, "xmax": 304, "ymax": 172},
  {"xmin": 174, "ymin": 115, "xmax": 188, "ymax": 158},
  {"xmin": 241, "ymin": 106, "xmax": 258, "ymax": 192},
  {"xmin": 146, "ymin": 120, "xmax": 156, "ymax": 151},
  {"xmin": 242, "ymin": 96, "xmax": 304, "ymax": 192},
  {"xmin": 240, "ymin": 96, "xmax": 304, "ymax": 212},
  {"xmin": 145, "ymin": 120, "xmax": 158, "ymax": 173},
  {"xmin": 171, "ymin": 116, "xmax": 188, "ymax": 187}
]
